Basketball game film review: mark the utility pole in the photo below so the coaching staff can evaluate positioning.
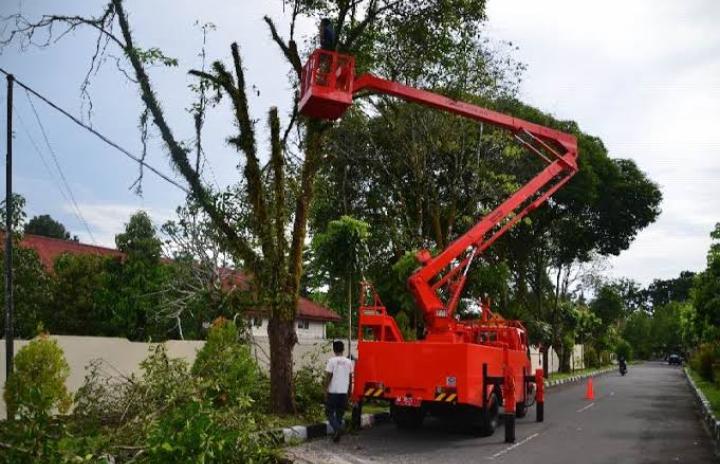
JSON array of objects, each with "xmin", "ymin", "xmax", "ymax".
[{"xmin": 5, "ymin": 73, "xmax": 14, "ymax": 395}]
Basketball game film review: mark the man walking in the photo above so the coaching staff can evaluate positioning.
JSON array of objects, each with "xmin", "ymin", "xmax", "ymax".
[{"xmin": 324, "ymin": 340, "xmax": 353, "ymax": 442}]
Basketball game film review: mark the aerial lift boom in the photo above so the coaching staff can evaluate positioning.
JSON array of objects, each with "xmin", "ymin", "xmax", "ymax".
[{"xmin": 299, "ymin": 49, "xmax": 578, "ymax": 438}]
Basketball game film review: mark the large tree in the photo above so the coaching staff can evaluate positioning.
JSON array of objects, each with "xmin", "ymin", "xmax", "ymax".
[
  {"xmin": 2, "ymin": 0, "xmax": 489, "ymax": 413},
  {"xmin": 110, "ymin": 210, "xmax": 169, "ymax": 340},
  {"xmin": 312, "ymin": 94, "xmax": 661, "ymax": 364},
  {"xmin": 693, "ymin": 223, "xmax": 720, "ymax": 338},
  {"xmin": 24, "ymin": 215, "xmax": 72, "ymax": 240}
]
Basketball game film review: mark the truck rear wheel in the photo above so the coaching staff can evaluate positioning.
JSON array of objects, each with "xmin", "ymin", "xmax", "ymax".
[
  {"xmin": 478, "ymin": 392, "xmax": 500, "ymax": 436},
  {"xmin": 391, "ymin": 405, "xmax": 425, "ymax": 429}
]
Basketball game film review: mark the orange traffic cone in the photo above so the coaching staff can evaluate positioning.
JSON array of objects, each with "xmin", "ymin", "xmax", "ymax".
[{"xmin": 585, "ymin": 377, "xmax": 595, "ymax": 400}]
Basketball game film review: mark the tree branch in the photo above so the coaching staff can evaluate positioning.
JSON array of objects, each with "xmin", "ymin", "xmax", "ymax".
[
  {"xmin": 263, "ymin": 15, "xmax": 302, "ymax": 77},
  {"xmin": 111, "ymin": 0, "xmax": 260, "ymax": 272}
]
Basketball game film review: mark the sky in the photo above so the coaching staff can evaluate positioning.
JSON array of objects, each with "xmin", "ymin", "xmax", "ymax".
[{"xmin": 0, "ymin": 0, "xmax": 718, "ymax": 286}]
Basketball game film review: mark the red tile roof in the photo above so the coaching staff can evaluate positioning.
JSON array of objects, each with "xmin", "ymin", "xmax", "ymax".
[
  {"xmin": 19, "ymin": 234, "xmax": 123, "ymax": 269},
  {"xmin": 17, "ymin": 233, "xmax": 341, "ymax": 322}
]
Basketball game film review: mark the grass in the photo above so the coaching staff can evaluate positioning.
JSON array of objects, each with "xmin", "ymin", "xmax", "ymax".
[
  {"xmin": 687, "ymin": 368, "xmax": 720, "ymax": 416},
  {"xmin": 548, "ymin": 365, "xmax": 612, "ymax": 382}
]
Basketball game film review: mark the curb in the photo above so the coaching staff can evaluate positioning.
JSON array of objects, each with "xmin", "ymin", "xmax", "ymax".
[
  {"xmin": 272, "ymin": 412, "xmax": 391, "ymax": 445},
  {"xmin": 544, "ymin": 365, "xmax": 616, "ymax": 388},
  {"xmin": 683, "ymin": 367, "xmax": 720, "ymax": 448}
]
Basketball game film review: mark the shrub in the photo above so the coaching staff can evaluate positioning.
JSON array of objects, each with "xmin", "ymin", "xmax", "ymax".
[
  {"xmin": 141, "ymin": 343, "xmax": 194, "ymax": 407},
  {"xmin": 4, "ymin": 333, "xmax": 71, "ymax": 419},
  {"xmin": 599, "ymin": 350, "xmax": 613, "ymax": 366},
  {"xmin": 294, "ymin": 348, "xmax": 327, "ymax": 418},
  {"xmin": 191, "ymin": 317, "xmax": 259, "ymax": 406},
  {"xmin": 584, "ymin": 346, "xmax": 599, "ymax": 368},
  {"xmin": 145, "ymin": 398, "xmax": 274, "ymax": 464},
  {"xmin": 690, "ymin": 343, "xmax": 719, "ymax": 382}
]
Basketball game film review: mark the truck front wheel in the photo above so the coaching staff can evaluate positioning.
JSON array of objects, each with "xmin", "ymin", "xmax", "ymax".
[
  {"xmin": 391, "ymin": 405, "xmax": 425, "ymax": 429},
  {"xmin": 478, "ymin": 392, "xmax": 500, "ymax": 436}
]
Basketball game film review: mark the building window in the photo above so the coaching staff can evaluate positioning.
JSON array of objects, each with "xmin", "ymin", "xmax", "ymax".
[
  {"xmin": 297, "ymin": 319, "xmax": 310, "ymax": 330},
  {"xmin": 252, "ymin": 317, "xmax": 263, "ymax": 328}
]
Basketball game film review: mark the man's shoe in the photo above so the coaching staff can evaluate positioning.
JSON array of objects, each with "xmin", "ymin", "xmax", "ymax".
[{"xmin": 332, "ymin": 430, "xmax": 342, "ymax": 443}]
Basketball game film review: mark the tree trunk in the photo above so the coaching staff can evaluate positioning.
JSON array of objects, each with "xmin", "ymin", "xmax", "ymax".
[
  {"xmin": 557, "ymin": 343, "xmax": 571, "ymax": 373},
  {"xmin": 267, "ymin": 314, "xmax": 297, "ymax": 414}
]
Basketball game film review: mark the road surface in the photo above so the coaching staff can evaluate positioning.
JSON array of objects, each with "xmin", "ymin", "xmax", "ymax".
[{"xmin": 287, "ymin": 362, "xmax": 718, "ymax": 463}]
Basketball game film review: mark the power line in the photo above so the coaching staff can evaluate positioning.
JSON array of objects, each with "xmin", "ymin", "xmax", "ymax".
[
  {"xmin": 14, "ymin": 106, "xmax": 74, "ymax": 207},
  {"xmin": 24, "ymin": 91, "xmax": 98, "ymax": 244},
  {"xmin": 14, "ymin": 103, "xmax": 98, "ymax": 242},
  {"xmin": 0, "ymin": 66, "xmax": 189, "ymax": 193}
]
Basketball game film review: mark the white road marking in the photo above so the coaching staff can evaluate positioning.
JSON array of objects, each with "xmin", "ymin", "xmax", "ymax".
[
  {"xmin": 577, "ymin": 402, "xmax": 595, "ymax": 413},
  {"xmin": 487, "ymin": 432, "xmax": 540, "ymax": 460}
]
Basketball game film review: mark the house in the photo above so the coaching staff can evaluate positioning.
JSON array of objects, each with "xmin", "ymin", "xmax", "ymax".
[{"xmin": 17, "ymin": 233, "xmax": 341, "ymax": 339}]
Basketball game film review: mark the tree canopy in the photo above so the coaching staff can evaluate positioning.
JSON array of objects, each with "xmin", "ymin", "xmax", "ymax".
[{"xmin": 24, "ymin": 215, "xmax": 72, "ymax": 240}]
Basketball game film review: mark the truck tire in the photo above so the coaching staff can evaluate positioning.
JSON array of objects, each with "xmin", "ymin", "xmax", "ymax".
[
  {"xmin": 391, "ymin": 405, "xmax": 425, "ymax": 429},
  {"xmin": 515, "ymin": 401, "xmax": 528, "ymax": 418},
  {"xmin": 479, "ymin": 392, "xmax": 500, "ymax": 436}
]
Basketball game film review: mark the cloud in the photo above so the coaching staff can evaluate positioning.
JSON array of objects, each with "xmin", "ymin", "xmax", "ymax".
[
  {"xmin": 65, "ymin": 203, "xmax": 174, "ymax": 248},
  {"xmin": 486, "ymin": 0, "xmax": 720, "ymax": 285}
]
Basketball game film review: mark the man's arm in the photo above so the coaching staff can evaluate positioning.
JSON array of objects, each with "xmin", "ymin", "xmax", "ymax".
[
  {"xmin": 324, "ymin": 372, "xmax": 332, "ymax": 393},
  {"xmin": 348, "ymin": 373, "xmax": 353, "ymax": 396}
]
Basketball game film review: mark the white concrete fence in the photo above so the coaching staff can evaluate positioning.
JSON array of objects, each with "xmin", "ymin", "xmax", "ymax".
[{"xmin": 0, "ymin": 335, "xmax": 583, "ymax": 419}]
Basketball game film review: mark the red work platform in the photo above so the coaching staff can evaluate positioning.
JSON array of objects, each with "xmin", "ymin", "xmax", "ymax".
[{"xmin": 299, "ymin": 50, "xmax": 355, "ymax": 120}]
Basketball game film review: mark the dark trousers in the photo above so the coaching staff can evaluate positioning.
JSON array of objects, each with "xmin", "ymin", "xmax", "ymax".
[{"xmin": 326, "ymin": 393, "xmax": 348, "ymax": 433}]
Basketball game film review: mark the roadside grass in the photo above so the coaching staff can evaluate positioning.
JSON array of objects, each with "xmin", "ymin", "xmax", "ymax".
[
  {"xmin": 688, "ymin": 368, "xmax": 720, "ymax": 416},
  {"xmin": 548, "ymin": 365, "xmax": 612, "ymax": 382}
]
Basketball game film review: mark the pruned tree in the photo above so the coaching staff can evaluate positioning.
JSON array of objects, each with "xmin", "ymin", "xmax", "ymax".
[{"xmin": 2, "ymin": 0, "xmax": 490, "ymax": 413}]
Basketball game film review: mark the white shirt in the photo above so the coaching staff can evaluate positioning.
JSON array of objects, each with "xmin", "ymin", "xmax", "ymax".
[{"xmin": 325, "ymin": 355, "xmax": 353, "ymax": 394}]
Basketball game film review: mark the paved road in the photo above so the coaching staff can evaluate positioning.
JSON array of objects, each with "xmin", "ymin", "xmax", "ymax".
[{"xmin": 288, "ymin": 363, "xmax": 718, "ymax": 463}]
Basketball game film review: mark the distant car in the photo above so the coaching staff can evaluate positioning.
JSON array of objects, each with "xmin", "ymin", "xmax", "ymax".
[{"xmin": 668, "ymin": 354, "xmax": 682, "ymax": 365}]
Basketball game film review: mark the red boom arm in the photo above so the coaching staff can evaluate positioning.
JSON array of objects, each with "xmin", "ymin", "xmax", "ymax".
[
  {"xmin": 298, "ymin": 49, "xmax": 578, "ymax": 334},
  {"xmin": 351, "ymin": 74, "xmax": 579, "ymax": 333}
]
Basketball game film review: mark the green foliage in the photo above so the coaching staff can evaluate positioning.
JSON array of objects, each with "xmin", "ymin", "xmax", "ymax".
[
  {"xmin": 4, "ymin": 334, "xmax": 71, "ymax": 419},
  {"xmin": 24, "ymin": 214, "xmax": 71, "ymax": 240},
  {"xmin": 310, "ymin": 215, "xmax": 370, "ymax": 326},
  {"xmin": 293, "ymin": 349, "xmax": 327, "ymax": 419},
  {"xmin": 584, "ymin": 346, "xmax": 600, "ymax": 368},
  {"xmin": 690, "ymin": 343, "xmax": 719, "ymax": 383},
  {"xmin": 141, "ymin": 344, "xmax": 194, "ymax": 407},
  {"xmin": 693, "ymin": 223, "xmax": 720, "ymax": 335},
  {"xmin": 35, "ymin": 339, "xmax": 276, "ymax": 463},
  {"xmin": 615, "ymin": 339, "xmax": 632, "ymax": 361},
  {"xmin": 644, "ymin": 271, "xmax": 695, "ymax": 309},
  {"xmin": 590, "ymin": 285, "xmax": 625, "ymax": 325},
  {"xmin": 133, "ymin": 46, "xmax": 178, "ymax": 67},
  {"xmin": 622, "ymin": 311, "xmax": 653, "ymax": 359},
  {"xmin": 111, "ymin": 211, "xmax": 170, "ymax": 340},
  {"xmin": 49, "ymin": 253, "xmax": 115, "ymax": 336},
  {"xmin": 394, "ymin": 310, "xmax": 415, "ymax": 340},
  {"xmin": 144, "ymin": 398, "xmax": 272, "ymax": 464},
  {"xmin": 191, "ymin": 318, "xmax": 259, "ymax": 406},
  {"xmin": 0, "ymin": 192, "xmax": 27, "ymax": 235},
  {"xmin": 650, "ymin": 302, "xmax": 684, "ymax": 354},
  {"xmin": 0, "ymin": 246, "xmax": 51, "ymax": 338}
]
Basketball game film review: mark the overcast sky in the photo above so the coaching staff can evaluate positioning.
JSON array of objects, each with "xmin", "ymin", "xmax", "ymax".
[{"xmin": 1, "ymin": 0, "xmax": 718, "ymax": 286}]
